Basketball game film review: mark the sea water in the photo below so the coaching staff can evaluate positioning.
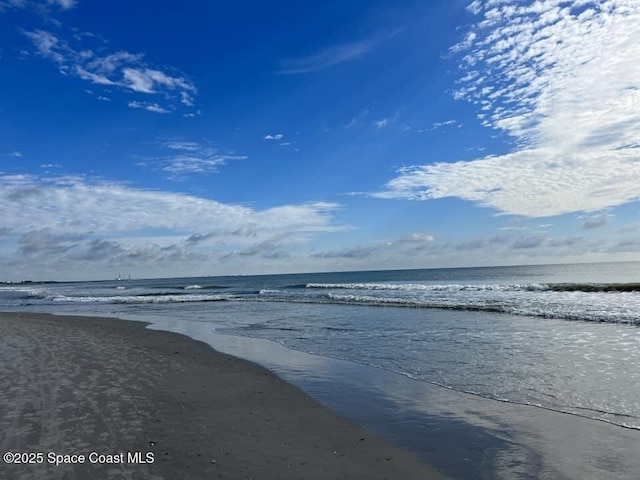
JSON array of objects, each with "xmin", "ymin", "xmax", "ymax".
[{"xmin": 1, "ymin": 261, "xmax": 639, "ymax": 432}]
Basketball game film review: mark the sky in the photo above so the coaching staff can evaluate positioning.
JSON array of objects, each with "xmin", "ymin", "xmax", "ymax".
[{"xmin": 1, "ymin": 0, "xmax": 640, "ymax": 281}]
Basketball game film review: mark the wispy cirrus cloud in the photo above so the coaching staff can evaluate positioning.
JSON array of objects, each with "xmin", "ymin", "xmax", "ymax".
[
  {"xmin": 0, "ymin": 0, "xmax": 25, "ymax": 11},
  {"xmin": 0, "ymin": 0, "xmax": 73, "ymax": 12},
  {"xmin": 135, "ymin": 139, "xmax": 247, "ymax": 177},
  {"xmin": 277, "ymin": 27, "xmax": 404, "ymax": 75},
  {"xmin": 418, "ymin": 120, "xmax": 460, "ymax": 133},
  {"xmin": 22, "ymin": 29, "xmax": 197, "ymax": 112},
  {"xmin": 48, "ymin": 0, "xmax": 75, "ymax": 9},
  {"xmin": 277, "ymin": 40, "xmax": 373, "ymax": 74},
  {"xmin": 374, "ymin": 1, "xmax": 640, "ymax": 218},
  {"xmin": 374, "ymin": 111, "xmax": 399, "ymax": 130},
  {"xmin": 128, "ymin": 100, "xmax": 170, "ymax": 114},
  {"xmin": 1, "ymin": 151, "xmax": 23, "ymax": 158},
  {"xmin": 346, "ymin": 106, "xmax": 370, "ymax": 128}
]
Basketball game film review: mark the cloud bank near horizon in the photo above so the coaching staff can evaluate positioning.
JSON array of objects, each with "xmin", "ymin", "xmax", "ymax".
[{"xmin": 0, "ymin": 174, "xmax": 345, "ymax": 277}]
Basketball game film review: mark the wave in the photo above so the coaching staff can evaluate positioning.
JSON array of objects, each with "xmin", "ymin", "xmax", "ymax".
[
  {"xmin": 0, "ymin": 286, "xmax": 50, "ymax": 301},
  {"xmin": 548, "ymin": 283, "xmax": 640, "ymax": 293},
  {"xmin": 5, "ymin": 281, "xmax": 639, "ymax": 324},
  {"xmin": 149, "ymin": 284, "xmax": 229, "ymax": 290},
  {"xmin": 306, "ymin": 282, "xmax": 550, "ymax": 291},
  {"xmin": 296, "ymin": 293, "xmax": 639, "ymax": 325},
  {"xmin": 186, "ymin": 284, "xmax": 229, "ymax": 290},
  {"xmin": 51, "ymin": 294, "xmax": 230, "ymax": 304},
  {"xmin": 306, "ymin": 282, "xmax": 640, "ymax": 293},
  {"xmin": 343, "ymin": 294, "xmax": 637, "ymax": 323}
]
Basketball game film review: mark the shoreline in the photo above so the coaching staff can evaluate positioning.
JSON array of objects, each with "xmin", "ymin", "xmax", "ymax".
[
  {"xmin": 142, "ymin": 313, "xmax": 640, "ymax": 480},
  {"xmin": 0, "ymin": 311, "xmax": 444, "ymax": 479}
]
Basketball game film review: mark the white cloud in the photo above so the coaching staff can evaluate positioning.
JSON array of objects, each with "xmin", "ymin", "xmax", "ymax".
[
  {"xmin": 375, "ymin": 1, "xmax": 640, "ymax": 218},
  {"xmin": 128, "ymin": 101, "xmax": 170, "ymax": 114},
  {"xmin": 263, "ymin": 134, "xmax": 284, "ymax": 140},
  {"xmin": 86, "ymin": 51, "xmax": 143, "ymax": 74},
  {"xmin": 0, "ymin": 0, "xmax": 27, "ymax": 10},
  {"xmin": 396, "ymin": 232, "xmax": 435, "ymax": 244},
  {"xmin": 1, "ymin": 151, "xmax": 23, "ymax": 158},
  {"xmin": 498, "ymin": 226, "xmax": 530, "ymax": 231},
  {"xmin": 374, "ymin": 111, "xmax": 399, "ymax": 130},
  {"xmin": 160, "ymin": 155, "xmax": 239, "ymax": 175},
  {"xmin": 165, "ymin": 141, "xmax": 200, "ymax": 152},
  {"xmin": 47, "ymin": 0, "xmax": 75, "ymax": 9},
  {"xmin": 23, "ymin": 30, "xmax": 197, "ymax": 113},
  {"xmin": 123, "ymin": 67, "xmax": 192, "ymax": 94},
  {"xmin": 75, "ymin": 66, "xmax": 117, "ymax": 86},
  {"xmin": 0, "ymin": 0, "xmax": 72, "ymax": 12},
  {"xmin": 180, "ymin": 91, "xmax": 194, "ymax": 106},
  {"xmin": 122, "ymin": 68, "xmax": 157, "ymax": 93},
  {"xmin": 0, "ymin": 174, "xmax": 345, "ymax": 276},
  {"xmin": 151, "ymin": 140, "xmax": 247, "ymax": 176},
  {"xmin": 374, "ymin": 118, "xmax": 388, "ymax": 129},
  {"xmin": 345, "ymin": 106, "xmax": 370, "ymax": 129},
  {"xmin": 23, "ymin": 30, "xmax": 66, "ymax": 63},
  {"xmin": 419, "ymin": 120, "xmax": 459, "ymax": 132}
]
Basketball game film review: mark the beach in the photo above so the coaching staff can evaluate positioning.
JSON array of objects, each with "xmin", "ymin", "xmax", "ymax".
[
  {"xmin": 2, "ymin": 264, "xmax": 640, "ymax": 478},
  {"xmin": 0, "ymin": 312, "xmax": 444, "ymax": 480}
]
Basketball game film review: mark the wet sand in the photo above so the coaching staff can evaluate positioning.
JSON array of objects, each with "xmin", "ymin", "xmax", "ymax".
[
  {"xmin": 147, "ymin": 317, "xmax": 640, "ymax": 480},
  {"xmin": 0, "ymin": 312, "xmax": 444, "ymax": 479}
]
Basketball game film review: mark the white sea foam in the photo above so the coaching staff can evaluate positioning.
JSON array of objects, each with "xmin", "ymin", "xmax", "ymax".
[
  {"xmin": 51, "ymin": 294, "xmax": 229, "ymax": 304},
  {"xmin": 306, "ymin": 282, "xmax": 549, "ymax": 292},
  {"xmin": 317, "ymin": 292, "xmax": 640, "ymax": 324},
  {"xmin": 259, "ymin": 289, "xmax": 282, "ymax": 295}
]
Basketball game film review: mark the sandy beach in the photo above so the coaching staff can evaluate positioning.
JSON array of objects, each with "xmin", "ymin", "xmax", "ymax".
[{"xmin": 0, "ymin": 312, "xmax": 444, "ymax": 480}]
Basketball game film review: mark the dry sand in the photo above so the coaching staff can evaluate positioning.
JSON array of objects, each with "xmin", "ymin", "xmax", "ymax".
[{"xmin": 0, "ymin": 312, "xmax": 445, "ymax": 479}]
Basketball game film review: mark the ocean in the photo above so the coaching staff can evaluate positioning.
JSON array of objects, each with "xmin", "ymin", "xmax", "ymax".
[{"xmin": 2, "ymin": 261, "xmax": 640, "ymax": 476}]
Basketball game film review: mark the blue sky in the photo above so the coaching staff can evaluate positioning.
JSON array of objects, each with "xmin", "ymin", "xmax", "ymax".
[{"xmin": 1, "ymin": 0, "xmax": 639, "ymax": 281}]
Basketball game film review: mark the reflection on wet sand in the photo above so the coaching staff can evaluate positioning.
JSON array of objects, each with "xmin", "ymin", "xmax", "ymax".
[{"xmin": 147, "ymin": 317, "xmax": 640, "ymax": 480}]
